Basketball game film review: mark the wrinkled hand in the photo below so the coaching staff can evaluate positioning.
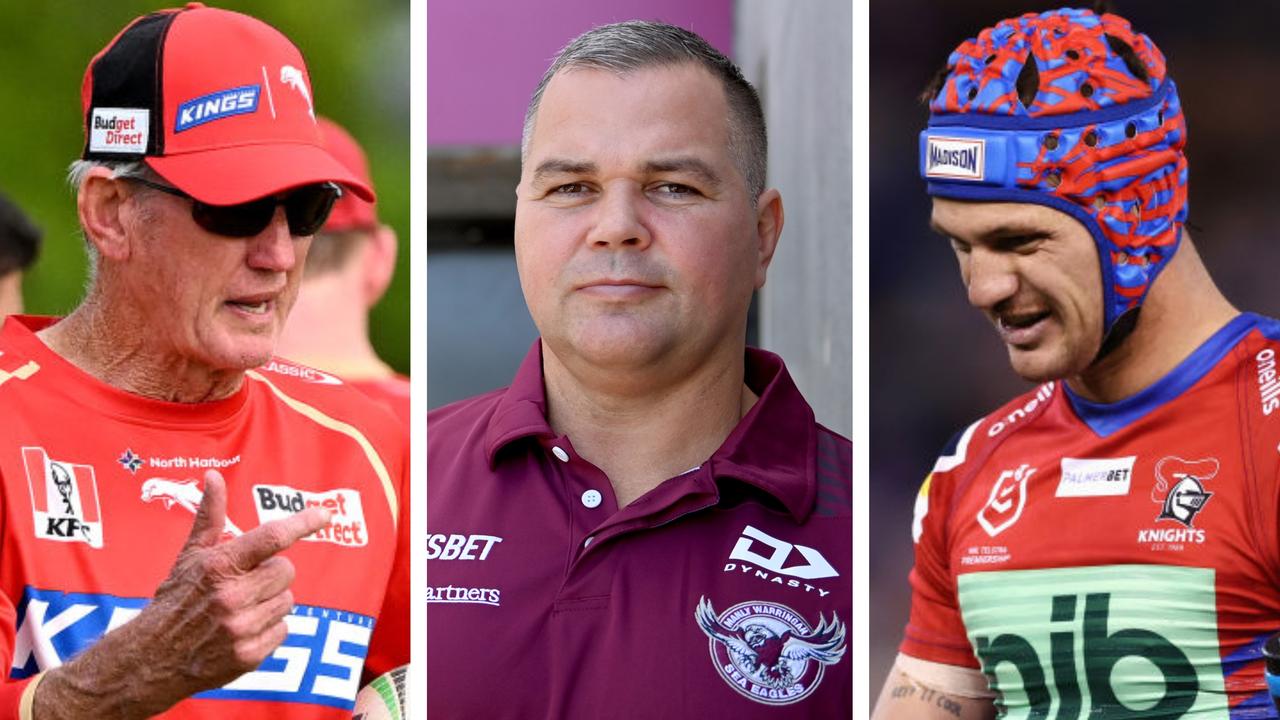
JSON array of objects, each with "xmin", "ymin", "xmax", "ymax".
[{"xmin": 33, "ymin": 470, "xmax": 332, "ymax": 720}]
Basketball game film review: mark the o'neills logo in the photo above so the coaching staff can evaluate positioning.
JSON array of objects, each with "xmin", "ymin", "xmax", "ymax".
[
  {"xmin": 695, "ymin": 597, "xmax": 845, "ymax": 706},
  {"xmin": 988, "ymin": 383, "xmax": 1055, "ymax": 438},
  {"xmin": 925, "ymin": 136, "xmax": 984, "ymax": 180},
  {"xmin": 1256, "ymin": 348, "xmax": 1280, "ymax": 415},
  {"xmin": 254, "ymin": 484, "xmax": 368, "ymax": 547}
]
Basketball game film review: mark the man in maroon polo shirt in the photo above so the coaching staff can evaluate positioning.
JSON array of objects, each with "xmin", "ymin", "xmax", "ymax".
[{"xmin": 427, "ymin": 20, "xmax": 852, "ymax": 718}]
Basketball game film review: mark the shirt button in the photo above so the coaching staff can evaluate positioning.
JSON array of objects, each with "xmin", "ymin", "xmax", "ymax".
[
  {"xmin": 584, "ymin": 536, "xmax": 594, "ymax": 547},
  {"xmin": 552, "ymin": 446, "xmax": 569, "ymax": 462},
  {"xmin": 581, "ymin": 489, "xmax": 602, "ymax": 508}
]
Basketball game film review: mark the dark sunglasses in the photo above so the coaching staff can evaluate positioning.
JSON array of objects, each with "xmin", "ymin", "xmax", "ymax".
[{"xmin": 122, "ymin": 176, "xmax": 342, "ymax": 238}]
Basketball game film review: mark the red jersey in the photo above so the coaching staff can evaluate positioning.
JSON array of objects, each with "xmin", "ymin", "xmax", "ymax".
[
  {"xmin": 0, "ymin": 316, "xmax": 408, "ymax": 719},
  {"xmin": 904, "ymin": 313, "xmax": 1280, "ymax": 717}
]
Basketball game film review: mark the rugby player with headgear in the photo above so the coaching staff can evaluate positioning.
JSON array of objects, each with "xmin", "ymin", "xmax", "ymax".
[{"xmin": 873, "ymin": 6, "xmax": 1280, "ymax": 719}]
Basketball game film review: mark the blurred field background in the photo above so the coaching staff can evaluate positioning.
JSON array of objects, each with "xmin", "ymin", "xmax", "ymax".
[
  {"xmin": 872, "ymin": 0, "xmax": 1280, "ymax": 696},
  {"xmin": 0, "ymin": 1, "xmax": 409, "ymax": 371}
]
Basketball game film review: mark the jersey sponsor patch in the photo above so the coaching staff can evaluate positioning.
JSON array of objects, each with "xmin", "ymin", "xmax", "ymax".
[
  {"xmin": 254, "ymin": 484, "xmax": 368, "ymax": 547},
  {"xmin": 425, "ymin": 533, "xmax": 502, "ymax": 561},
  {"xmin": 694, "ymin": 597, "xmax": 846, "ymax": 706},
  {"xmin": 925, "ymin": 136, "xmax": 985, "ymax": 180},
  {"xmin": 88, "ymin": 108, "xmax": 149, "ymax": 153},
  {"xmin": 976, "ymin": 464, "xmax": 1035, "ymax": 537},
  {"xmin": 957, "ymin": 565, "xmax": 1226, "ymax": 718},
  {"xmin": 22, "ymin": 447, "xmax": 103, "ymax": 548},
  {"xmin": 175, "ymin": 85, "xmax": 260, "ymax": 132},
  {"xmin": 11, "ymin": 586, "xmax": 373, "ymax": 710},
  {"xmin": 1055, "ymin": 456, "xmax": 1135, "ymax": 497}
]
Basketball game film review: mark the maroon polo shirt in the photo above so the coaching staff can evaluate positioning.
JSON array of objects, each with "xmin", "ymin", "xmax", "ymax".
[{"xmin": 427, "ymin": 342, "xmax": 852, "ymax": 719}]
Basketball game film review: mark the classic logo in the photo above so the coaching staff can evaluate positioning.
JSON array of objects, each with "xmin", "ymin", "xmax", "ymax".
[
  {"xmin": 88, "ymin": 108, "xmax": 149, "ymax": 153},
  {"xmin": 280, "ymin": 65, "xmax": 315, "ymax": 119},
  {"xmin": 254, "ymin": 484, "xmax": 368, "ymax": 547},
  {"xmin": 925, "ymin": 136, "xmax": 985, "ymax": 180},
  {"xmin": 12, "ymin": 586, "xmax": 373, "ymax": 710},
  {"xmin": 116, "ymin": 449, "xmax": 143, "ymax": 474},
  {"xmin": 977, "ymin": 464, "xmax": 1036, "ymax": 537},
  {"xmin": 141, "ymin": 478, "xmax": 245, "ymax": 537},
  {"xmin": 22, "ymin": 447, "xmax": 103, "ymax": 548},
  {"xmin": 728, "ymin": 526, "xmax": 837, "ymax": 580},
  {"xmin": 261, "ymin": 359, "xmax": 342, "ymax": 385},
  {"xmin": 1055, "ymin": 456, "xmax": 1134, "ymax": 498},
  {"xmin": 175, "ymin": 85, "xmax": 260, "ymax": 132},
  {"xmin": 695, "ymin": 597, "xmax": 845, "ymax": 706},
  {"xmin": 1151, "ymin": 456, "xmax": 1216, "ymax": 528}
]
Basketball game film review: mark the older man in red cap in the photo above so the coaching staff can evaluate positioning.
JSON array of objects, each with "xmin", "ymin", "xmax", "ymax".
[
  {"xmin": 0, "ymin": 6, "xmax": 408, "ymax": 719},
  {"xmin": 275, "ymin": 117, "xmax": 408, "ymax": 424}
]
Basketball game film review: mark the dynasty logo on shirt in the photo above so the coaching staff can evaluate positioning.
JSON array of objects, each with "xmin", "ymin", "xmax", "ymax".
[
  {"xmin": 694, "ymin": 597, "xmax": 846, "ymax": 706},
  {"xmin": 21, "ymin": 447, "xmax": 103, "ymax": 548}
]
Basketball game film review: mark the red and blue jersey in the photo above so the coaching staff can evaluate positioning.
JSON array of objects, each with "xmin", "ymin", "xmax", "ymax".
[
  {"xmin": 904, "ymin": 312, "xmax": 1280, "ymax": 718},
  {"xmin": 0, "ymin": 316, "xmax": 409, "ymax": 719}
]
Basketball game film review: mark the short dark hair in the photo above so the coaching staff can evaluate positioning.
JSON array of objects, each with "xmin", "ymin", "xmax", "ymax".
[
  {"xmin": 0, "ymin": 192, "xmax": 41, "ymax": 277},
  {"xmin": 521, "ymin": 20, "xmax": 768, "ymax": 200}
]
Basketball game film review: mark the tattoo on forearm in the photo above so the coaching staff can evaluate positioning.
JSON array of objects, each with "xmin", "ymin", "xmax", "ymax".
[{"xmin": 888, "ymin": 677, "xmax": 964, "ymax": 718}]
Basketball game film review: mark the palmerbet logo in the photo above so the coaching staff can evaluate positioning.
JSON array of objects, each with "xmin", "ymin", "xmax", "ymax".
[
  {"xmin": 175, "ymin": 85, "xmax": 260, "ymax": 132},
  {"xmin": 958, "ymin": 565, "xmax": 1227, "ymax": 718},
  {"xmin": 11, "ymin": 586, "xmax": 374, "ymax": 710}
]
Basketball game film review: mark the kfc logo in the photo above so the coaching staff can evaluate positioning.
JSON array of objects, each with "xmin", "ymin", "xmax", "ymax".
[{"xmin": 22, "ymin": 447, "xmax": 103, "ymax": 548}]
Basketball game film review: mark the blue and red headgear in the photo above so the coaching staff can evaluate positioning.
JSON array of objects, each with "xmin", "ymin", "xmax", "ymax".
[{"xmin": 919, "ymin": 8, "xmax": 1188, "ymax": 333}]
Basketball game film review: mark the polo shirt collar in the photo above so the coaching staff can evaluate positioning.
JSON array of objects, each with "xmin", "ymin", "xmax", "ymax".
[{"xmin": 482, "ymin": 340, "xmax": 816, "ymax": 522}]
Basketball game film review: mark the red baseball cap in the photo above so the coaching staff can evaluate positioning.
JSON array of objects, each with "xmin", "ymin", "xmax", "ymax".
[
  {"xmin": 317, "ymin": 116, "xmax": 378, "ymax": 232},
  {"xmin": 80, "ymin": 3, "xmax": 374, "ymax": 206}
]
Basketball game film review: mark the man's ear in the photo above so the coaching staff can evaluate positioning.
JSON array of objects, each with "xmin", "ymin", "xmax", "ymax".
[
  {"xmin": 78, "ymin": 168, "xmax": 135, "ymax": 262},
  {"xmin": 753, "ymin": 187, "xmax": 784, "ymax": 289},
  {"xmin": 360, "ymin": 224, "xmax": 399, "ymax": 309}
]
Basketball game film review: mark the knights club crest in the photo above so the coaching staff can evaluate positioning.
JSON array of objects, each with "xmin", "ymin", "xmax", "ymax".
[
  {"xmin": 695, "ymin": 596, "xmax": 846, "ymax": 706},
  {"xmin": 1152, "ymin": 456, "xmax": 1217, "ymax": 527}
]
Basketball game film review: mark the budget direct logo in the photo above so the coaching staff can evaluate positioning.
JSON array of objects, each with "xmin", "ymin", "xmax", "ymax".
[
  {"xmin": 11, "ymin": 586, "xmax": 373, "ymax": 710},
  {"xmin": 958, "ymin": 565, "xmax": 1226, "ymax": 717},
  {"xmin": 695, "ymin": 597, "xmax": 845, "ymax": 706},
  {"xmin": 21, "ymin": 447, "xmax": 103, "ymax": 548},
  {"xmin": 254, "ymin": 484, "xmax": 368, "ymax": 547}
]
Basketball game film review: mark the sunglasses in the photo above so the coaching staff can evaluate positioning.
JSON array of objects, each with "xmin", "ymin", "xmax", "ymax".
[{"xmin": 122, "ymin": 176, "xmax": 342, "ymax": 238}]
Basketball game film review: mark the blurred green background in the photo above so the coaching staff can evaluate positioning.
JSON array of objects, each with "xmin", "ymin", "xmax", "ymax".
[{"xmin": 1, "ymin": 1, "xmax": 410, "ymax": 372}]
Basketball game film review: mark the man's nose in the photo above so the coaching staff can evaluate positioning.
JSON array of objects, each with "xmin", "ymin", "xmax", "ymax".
[
  {"xmin": 585, "ymin": 184, "xmax": 652, "ymax": 250},
  {"xmin": 246, "ymin": 206, "xmax": 297, "ymax": 271},
  {"xmin": 964, "ymin": 248, "xmax": 1018, "ymax": 309}
]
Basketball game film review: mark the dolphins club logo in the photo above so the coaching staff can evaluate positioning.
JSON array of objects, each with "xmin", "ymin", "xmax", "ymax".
[
  {"xmin": 695, "ymin": 596, "xmax": 845, "ymax": 706},
  {"xmin": 1151, "ymin": 456, "xmax": 1216, "ymax": 528}
]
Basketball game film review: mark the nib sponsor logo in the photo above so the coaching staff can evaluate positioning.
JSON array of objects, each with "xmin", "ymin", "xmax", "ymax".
[
  {"xmin": 22, "ymin": 447, "xmax": 103, "ymax": 548},
  {"xmin": 254, "ymin": 484, "xmax": 367, "ymax": 547}
]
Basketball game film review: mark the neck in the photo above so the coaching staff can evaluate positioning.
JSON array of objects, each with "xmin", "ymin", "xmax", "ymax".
[
  {"xmin": 543, "ymin": 340, "xmax": 756, "ymax": 507},
  {"xmin": 1069, "ymin": 234, "xmax": 1238, "ymax": 403},
  {"xmin": 37, "ymin": 293, "xmax": 245, "ymax": 403},
  {"xmin": 273, "ymin": 274, "xmax": 393, "ymax": 381}
]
